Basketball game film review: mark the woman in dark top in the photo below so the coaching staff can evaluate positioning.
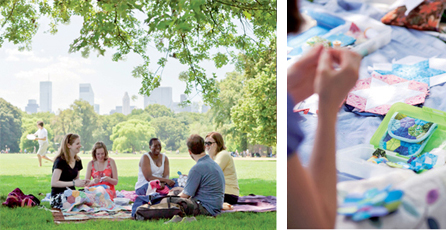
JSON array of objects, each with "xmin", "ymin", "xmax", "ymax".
[{"xmin": 50, "ymin": 133, "xmax": 90, "ymax": 208}]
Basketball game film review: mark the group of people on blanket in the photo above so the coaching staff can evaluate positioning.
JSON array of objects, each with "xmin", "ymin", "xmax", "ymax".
[{"xmin": 49, "ymin": 131, "xmax": 239, "ymax": 217}]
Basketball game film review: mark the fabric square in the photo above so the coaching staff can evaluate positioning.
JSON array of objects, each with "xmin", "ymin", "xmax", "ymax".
[{"xmin": 346, "ymin": 75, "xmax": 429, "ymax": 115}]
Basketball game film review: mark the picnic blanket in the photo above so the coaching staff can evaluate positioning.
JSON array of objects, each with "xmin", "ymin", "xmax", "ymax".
[
  {"xmin": 293, "ymin": 0, "xmax": 446, "ymax": 168},
  {"xmin": 222, "ymin": 195, "xmax": 276, "ymax": 213},
  {"xmin": 51, "ymin": 208, "xmax": 132, "ymax": 223},
  {"xmin": 50, "ymin": 186, "xmax": 133, "ymax": 223}
]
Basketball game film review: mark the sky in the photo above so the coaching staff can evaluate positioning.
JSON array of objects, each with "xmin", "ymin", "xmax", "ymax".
[{"xmin": 0, "ymin": 15, "xmax": 237, "ymax": 115}]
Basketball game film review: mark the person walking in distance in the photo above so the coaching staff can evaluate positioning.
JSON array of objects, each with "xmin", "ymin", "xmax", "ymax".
[{"xmin": 34, "ymin": 121, "xmax": 53, "ymax": 166}]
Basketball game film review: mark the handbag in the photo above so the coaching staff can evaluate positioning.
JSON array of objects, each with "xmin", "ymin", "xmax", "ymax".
[
  {"xmin": 2, "ymin": 188, "xmax": 40, "ymax": 208},
  {"xmin": 135, "ymin": 196, "xmax": 183, "ymax": 220},
  {"xmin": 379, "ymin": 112, "xmax": 438, "ymax": 157}
]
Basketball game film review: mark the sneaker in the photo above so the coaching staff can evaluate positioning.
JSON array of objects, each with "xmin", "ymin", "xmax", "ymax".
[
  {"xmin": 164, "ymin": 215, "xmax": 183, "ymax": 224},
  {"xmin": 181, "ymin": 216, "xmax": 197, "ymax": 223}
]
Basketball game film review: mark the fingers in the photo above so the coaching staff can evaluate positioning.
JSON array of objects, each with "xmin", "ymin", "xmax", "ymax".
[
  {"xmin": 317, "ymin": 49, "xmax": 334, "ymax": 74},
  {"xmin": 329, "ymin": 48, "xmax": 361, "ymax": 69},
  {"xmin": 301, "ymin": 44, "xmax": 324, "ymax": 64}
]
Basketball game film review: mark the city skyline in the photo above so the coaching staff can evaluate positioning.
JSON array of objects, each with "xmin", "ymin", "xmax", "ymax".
[
  {"xmin": 16, "ymin": 81, "xmax": 210, "ymax": 115},
  {"xmin": 0, "ymin": 14, "xmax": 235, "ymax": 115}
]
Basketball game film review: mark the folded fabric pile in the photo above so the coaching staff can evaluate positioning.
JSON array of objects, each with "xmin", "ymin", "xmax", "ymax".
[
  {"xmin": 62, "ymin": 186, "xmax": 119, "ymax": 212},
  {"xmin": 387, "ymin": 153, "xmax": 439, "ymax": 173},
  {"xmin": 338, "ymin": 186, "xmax": 404, "ymax": 221},
  {"xmin": 116, "ymin": 190, "xmax": 137, "ymax": 202}
]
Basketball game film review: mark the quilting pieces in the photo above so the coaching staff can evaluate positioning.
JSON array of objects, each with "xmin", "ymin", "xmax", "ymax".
[
  {"xmin": 379, "ymin": 112, "xmax": 438, "ymax": 157},
  {"xmin": 386, "ymin": 153, "xmax": 438, "ymax": 173},
  {"xmin": 62, "ymin": 186, "xmax": 122, "ymax": 212},
  {"xmin": 372, "ymin": 57, "xmax": 446, "ymax": 87},
  {"xmin": 338, "ymin": 185, "xmax": 404, "ymax": 221},
  {"xmin": 346, "ymin": 75, "xmax": 429, "ymax": 115}
]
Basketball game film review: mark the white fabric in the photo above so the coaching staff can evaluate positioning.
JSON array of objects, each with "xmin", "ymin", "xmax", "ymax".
[
  {"xmin": 34, "ymin": 128, "xmax": 48, "ymax": 145},
  {"xmin": 336, "ymin": 166, "xmax": 446, "ymax": 229},
  {"xmin": 135, "ymin": 153, "xmax": 166, "ymax": 190},
  {"xmin": 351, "ymin": 77, "xmax": 423, "ymax": 111},
  {"xmin": 389, "ymin": 0, "xmax": 424, "ymax": 16}
]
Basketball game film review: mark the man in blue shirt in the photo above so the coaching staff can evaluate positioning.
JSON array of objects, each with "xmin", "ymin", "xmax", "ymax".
[{"xmin": 175, "ymin": 134, "xmax": 225, "ymax": 217}]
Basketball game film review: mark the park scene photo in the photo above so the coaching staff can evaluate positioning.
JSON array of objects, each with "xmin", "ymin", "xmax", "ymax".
[{"xmin": 0, "ymin": 0, "xmax": 277, "ymax": 229}]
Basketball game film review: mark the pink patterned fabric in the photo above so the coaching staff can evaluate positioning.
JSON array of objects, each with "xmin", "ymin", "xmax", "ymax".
[
  {"xmin": 119, "ymin": 190, "xmax": 138, "ymax": 202},
  {"xmin": 346, "ymin": 74, "xmax": 429, "ymax": 115}
]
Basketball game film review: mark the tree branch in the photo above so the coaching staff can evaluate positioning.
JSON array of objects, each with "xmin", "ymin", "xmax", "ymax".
[{"xmin": 1, "ymin": 0, "xmax": 19, "ymax": 28}]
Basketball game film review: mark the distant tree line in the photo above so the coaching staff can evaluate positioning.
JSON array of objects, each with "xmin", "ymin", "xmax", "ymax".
[{"xmin": 1, "ymin": 70, "xmax": 276, "ymax": 154}]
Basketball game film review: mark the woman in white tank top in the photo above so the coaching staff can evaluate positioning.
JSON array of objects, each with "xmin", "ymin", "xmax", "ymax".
[{"xmin": 135, "ymin": 138, "xmax": 175, "ymax": 190}]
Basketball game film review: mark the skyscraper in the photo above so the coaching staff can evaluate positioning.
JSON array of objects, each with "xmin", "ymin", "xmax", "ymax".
[
  {"xmin": 40, "ymin": 81, "xmax": 52, "ymax": 113},
  {"xmin": 181, "ymin": 94, "xmax": 187, "ymax": 103},
  {"xmin": 143, "ymin": 87, "xmax": 173, "ymax": 109},
  {"xmin": 123, "ymin": 92, "xmax": 130, "ymax": 115},
  {"xmin": 94, "ymin": 104, "xmax": 100, "ymax": 114},
  {"xmin": 25, "ymin": 99, "xmax": 39, "ymax": 114},
  {"xmin": 115, "ymin": 106, "xmax": 122, "ymax": 114},
  {"xmin": 79, "ymin": 83, "xmax": 94, "ymax": 106}
]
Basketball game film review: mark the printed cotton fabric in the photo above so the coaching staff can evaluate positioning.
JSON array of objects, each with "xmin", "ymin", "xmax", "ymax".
[
  {"xmin": 381, "ymin": 0, "xmax": 446, "ymax": 32},
  {"xmin": 379, "ymin": 113, "xmax": 438, "ymax": 156}
]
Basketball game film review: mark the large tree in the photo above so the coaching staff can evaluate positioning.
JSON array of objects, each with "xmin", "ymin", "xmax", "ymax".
[
  {"xmin": 93, "ymin": 112, "xmax": 127, "ymax": 151},
  {"xmin": 231, "ymin": 54, "xmax": 276, "ymax": 147},
  {"xmin": 51, "ymin": 108, "xmax": 80, "ymax": 144},
  {"xmin": 144, "ymin": 104, "xmax": 174, "ymax": 118},
  {"xmin": 210, "ymin": 71, "xmax": 248, "ymax": 150},
  {"xmin": 70, "ymin": 100, "xmax": 99, "ymax": 151},
  {"xmin": 151, "ymin": 116, "xmax": 187, "ymax": 150},
  {"xmin": 110, "ymin": 119, "xmax": 155, "ymax": 153},
  {"xmin": 0, "ymin": 98, "xmax": 22, "ymax": 152},
  {"xmin": 0, "ymin": 0, "xmax": 276, "ymax": 105}
]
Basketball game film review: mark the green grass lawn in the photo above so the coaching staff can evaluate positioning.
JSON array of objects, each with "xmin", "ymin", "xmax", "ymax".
[{"xmin": 0, "ymin": 154, "xmax": 276, "ymax": 229}]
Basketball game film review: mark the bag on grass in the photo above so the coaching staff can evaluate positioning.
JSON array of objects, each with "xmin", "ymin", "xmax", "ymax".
[
  {"xmin": 135, "ymin": 196, "xmax": 183, "ymax": 220},
  {"xmin": 2, "ymin": 188, "xmax": 40, "ymax": 208}
]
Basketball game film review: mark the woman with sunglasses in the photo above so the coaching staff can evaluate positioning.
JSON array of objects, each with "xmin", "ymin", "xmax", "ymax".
[
  {"xmin": 205, "ymin": 132, "xmax": 239, "ymax": 204},
  {"xmin": 50, "ymin": 133, "xmax": 90, "ymax": 208}
]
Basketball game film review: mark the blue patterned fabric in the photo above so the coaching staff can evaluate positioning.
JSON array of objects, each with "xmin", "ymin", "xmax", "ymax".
[
  {"xmin": 375, "ymin": 60, "xmax": 446, "ymax": 86},
  {"xmin": 326, "ymin": 33, "xmax": 356, "ymax": 47},
  {"xmin": 379, "ymin": 113, "xmax": 438, "ymax": 157}
]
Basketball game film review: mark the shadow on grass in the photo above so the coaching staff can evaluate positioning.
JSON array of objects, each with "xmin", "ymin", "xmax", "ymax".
[{"xmin": 0, "ymin": 176, "xmax": 276, "ymax": 229}]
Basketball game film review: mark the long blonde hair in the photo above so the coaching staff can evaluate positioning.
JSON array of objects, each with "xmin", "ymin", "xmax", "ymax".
[{"xmin": 57, "ymin": 133, "xmax": 81, "ymax": 164}]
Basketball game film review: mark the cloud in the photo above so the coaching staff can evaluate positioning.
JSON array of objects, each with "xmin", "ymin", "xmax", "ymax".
[
  {"xmin": 2, "ymin": 48, "xmax": 53, "ymax": 63},
  {"xmin": 27, "ymin": 56, "xmax": 54, "ymax": 63},
  {"xmin": 77, "ymin": 68, "xmax": 96, "ymax": 75},
  {"xmin": 5, "ymin": 56, "xmax": 20, "ymax": 61},
  {"xmin": 14, "ymin": 56, "xmax": 95, "ymax": 82}
]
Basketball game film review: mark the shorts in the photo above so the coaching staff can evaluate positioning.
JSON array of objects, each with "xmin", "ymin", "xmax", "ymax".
[{"xmin": 37, "ymin": 142, "xmax": 49, "ymax": 156}]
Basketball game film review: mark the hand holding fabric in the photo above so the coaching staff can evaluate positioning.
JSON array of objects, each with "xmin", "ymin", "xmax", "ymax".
[
  {"xmin": 74, "ymin": 179, "xmax": 89, "ymax": 187},
  {"xmin": 315, "ymin": 48, "xmax": 361, "ymax": 114},
  {"xmin": 287, "ymin": 45, "xmax": 324, "ymax": 104}
]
